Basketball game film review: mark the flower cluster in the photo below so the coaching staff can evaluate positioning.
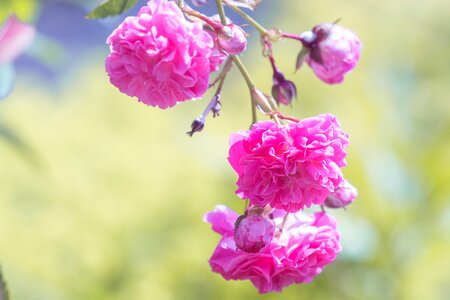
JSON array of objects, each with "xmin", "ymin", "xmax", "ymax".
[
  {"xmin": 101, "ymin": 0, "xmax": 362, "ymax": 294},
  {"xmin": 205, "ymin": 205, "xmax": 341, "ymax": 293},
  {"xmin": 206, "ymin": 112, "xmax": 356, "ymax": 293}
]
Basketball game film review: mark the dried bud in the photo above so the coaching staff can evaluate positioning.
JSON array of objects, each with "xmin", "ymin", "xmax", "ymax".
[
  {"xmin": 272, "ymin": 70, "xmax": 297, "ymax": 106},
  {"xmin": 217, "ymin": 24, "xmax": 247, "ymax": 55},
  {"xmin": 187, "ymin": 116, "xmax": 205, "ymax": 137},
  {"xmin": 301, "ymin": 23, "xmax": 362, "ymax": 84},
  {"xmin": 234, "ymin": 215, "xmax": 275, "ymax": 253},
  {"xmin": 324, "ymin": 180, "xmax": 358, "ymax": 208},
  {"xmin": 211, "ymin": 99, "xmax": 221, "ymax": 117}
]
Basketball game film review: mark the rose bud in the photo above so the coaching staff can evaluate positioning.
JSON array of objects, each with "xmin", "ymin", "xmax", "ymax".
[
  {"xmin": 324, "ymin": 180, "xmax": 358, "ymax": 208},
  {"xmin": 187, "ymin": 116, "xmax": 205, "ymax": 137},
  {"xmin": 234, "ymin": 214, "xmax": 275, "ymax": 253},
  {"xmin": 301, "ymin": 23, "xmax": 362, "ymax": 84},
  {"xmin": 272, "ymin": 70, "xmax": 297, "ymax": 106},
  {"xmin": 217, "ymin": 24, "xmax": 247, "ymax": 55}
]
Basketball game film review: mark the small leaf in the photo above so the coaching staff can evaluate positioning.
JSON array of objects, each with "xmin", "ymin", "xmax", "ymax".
[
  {"xmin": 295, "ymin": 47, "xmax": 309, "ymax": 72},
  {"xmin": 0, "ymin": 63, "xmax": 15, "ymax": 100},
  {"xmin": 86, "ymin": 0, "xmax": 138, "ymax": 19},
  {"xmin": 0, "ymin": 268, "xmax": 9, "ymax": 300}
]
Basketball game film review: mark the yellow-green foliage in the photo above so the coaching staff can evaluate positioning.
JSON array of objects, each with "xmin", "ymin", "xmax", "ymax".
[{"xmin": 0, "ymin": 0, "xmax": 449, "ymax": 299}]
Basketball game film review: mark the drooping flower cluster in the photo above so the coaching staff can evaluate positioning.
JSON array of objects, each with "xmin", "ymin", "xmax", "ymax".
[
  {"xmin": 205, "ymin": 205, "xmax": 341, "ymax": 293},
  {"xmin": 99, "ymin": 0, "xmax": 362, "ymax": 294},
  {"xmin": 206, "ymin": 113, "xmax": 356, "ymax": 293}
]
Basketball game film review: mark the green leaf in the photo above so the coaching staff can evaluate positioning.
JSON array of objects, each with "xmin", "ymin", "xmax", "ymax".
[
  {"xmin": 0, "ymin": 268, "xmax": 9, "ymax": 300},
  {"xmin": 86, "ymin": 0, "xmax": 138, "ymax": 19},
  {"xmin": 0, "ymin": 121, "xmax": 41, "ymax": 167}
]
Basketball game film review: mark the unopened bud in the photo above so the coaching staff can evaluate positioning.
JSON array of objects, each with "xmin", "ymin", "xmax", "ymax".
[
  {"xmin": 272, "ymin": 70, "xmax": 297, "ymax": 106},
  {"xmin": 234, "ymin": 215, "xmax": 275, "ymax": 253},
  {"xmin": 187, "ymin": 116, "xmax": 205, "ymax": 137},
  {"xmin": 324, "ymin": 180, "xmax": 358, "ymax": 208},
  {"xmin": 301, "ymin": 23, "xmax": 362, "ymax": 84},
  {"xmin": 217, "ymin": 24, "xmax": 247, "ymax": 55}
]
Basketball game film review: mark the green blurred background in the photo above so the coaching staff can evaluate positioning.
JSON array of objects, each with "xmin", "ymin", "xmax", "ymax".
[{"xmin": 1, "ymin": 0, "xmax": 449, "ymax": 299}]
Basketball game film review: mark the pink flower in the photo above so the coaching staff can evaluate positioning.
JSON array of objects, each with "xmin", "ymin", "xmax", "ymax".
[
  {"xmin": 228, "ymin": 114, "xmax": 349, "ymax": 212},
  {"xmin": 0, "ymin": 15, "xmax": 35, "ymax": 65},
  {"xmin": 324, "ymin": 179, "xmax": 357, "ymax": 208},
  {"xmin": 303, "ymin": 23, "xmax": 362, "ymax": 84},
  {"xmin": 205, "ymin": 205, "xmax": 341, "ymax": 293},
  {"xmin": 105, "ymin": 0, "xmax": 217, "ymax": 109}
]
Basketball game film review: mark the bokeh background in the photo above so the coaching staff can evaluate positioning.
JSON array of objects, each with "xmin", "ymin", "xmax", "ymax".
[{"xmin": 1, "ymin": 0, "xmax": 449, "ymax": 299}]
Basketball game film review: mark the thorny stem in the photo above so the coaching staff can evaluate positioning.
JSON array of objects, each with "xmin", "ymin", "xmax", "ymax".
[
  {"xmin": 232, "ymin": 56, "xmax": 257, "ymax": 124},
  {"xmin": 231, "ymin": 56, "xmax": 255, "ymax": 90},
  {"xmin": 272, "ymin": 114, "xmax": 283, "ymax": 126},
  {"xmin": 281, "ymin": 32, "xmax": 313, "ymax": 48},
  {"xmin": 224, "ymin": 2, "xmax": 268, "ymax": 36},
  {"xmin": 276, "ymin": 213, "xmax": 290, "ymax": 237},
  {"xmin": 214, "ymin": 0, "xmax": 280, "ymax": 125},
  {"xmin": 215, "ymin": 73, "xmax": 227, "ymax": 95},
  {"xmin": 271, "ymin": 111, "xmax": 300, "ymax": 123},
  {"xmin": 281, "ymin": 213, "xmax": 289, "ymax": 230},
  {"xmin": 182, "ymin": 7, "xmax": 223, "ymax": 30},
  {"xmin": 214, "ymin": 0, "xmax": 227, "ymax": 25},
  {"xmin": 209, "ymin": 58, "xmax": 233, "ymax": 88},
  {"xmin": 268, "ymin": 52, "xmax": 279, "ymax": 75},
  {"xmin": 244, "ymin": 199, "xmax": 249, "ymax": 211}
]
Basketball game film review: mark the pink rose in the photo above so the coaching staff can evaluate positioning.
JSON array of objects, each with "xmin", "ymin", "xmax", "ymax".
[
  {"xmin": 105, "ymin": 0, "xmax": 217, "ymax": 109},
  {"xmin": 303, "ymin": 23, "xmax": 362, "ymax": 84},
  {"xmin": 228, "ymin": 114, "xmax": 349, "ymax": 212},
  {"xmin": 205, "ymin": 205, "xmax": 341, "ymax": 293}
]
